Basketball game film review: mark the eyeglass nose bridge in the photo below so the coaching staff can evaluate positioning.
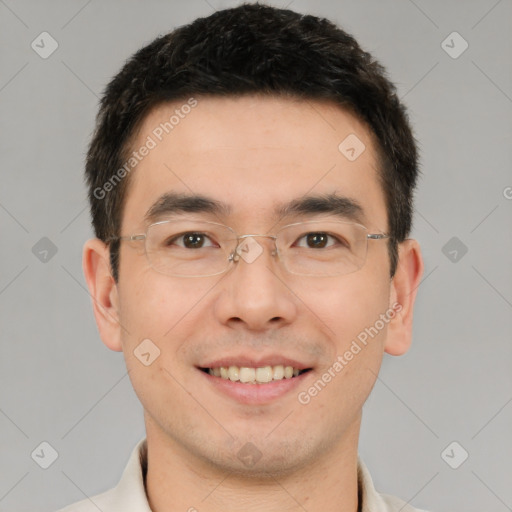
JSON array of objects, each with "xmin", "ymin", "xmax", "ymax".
[{"xmin": 228, "ymin": 234, "xmax": 279, "ymax": 263}]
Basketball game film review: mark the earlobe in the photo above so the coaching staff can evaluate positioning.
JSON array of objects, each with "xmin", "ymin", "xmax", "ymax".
[
  {"xmin": 82, "ymin": 238, "xmax": 123, "ymax": 352},
  {"xmin": 384, "ymin": 239, "xmax": 424, "ymax": 356}
]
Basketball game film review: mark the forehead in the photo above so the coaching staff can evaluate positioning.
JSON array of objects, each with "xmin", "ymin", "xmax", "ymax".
[{"xmin": 121, "ymin": 95, "xmax": 386, "ymax": 231}]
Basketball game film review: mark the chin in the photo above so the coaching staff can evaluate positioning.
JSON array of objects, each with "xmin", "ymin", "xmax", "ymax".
[{"xmin": 190, "ymin": 432, "xmax": 319, "ymax": 478}]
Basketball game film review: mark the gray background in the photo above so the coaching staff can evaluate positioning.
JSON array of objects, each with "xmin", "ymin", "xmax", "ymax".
[{"xmin": 1, "ymin": 0, "xmax": 511, "ymax": 511}]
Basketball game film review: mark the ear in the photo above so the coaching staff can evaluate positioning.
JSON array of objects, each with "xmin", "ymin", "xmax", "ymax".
[
  {"xmin": 384, "ymin": 239, "xmax": 424, "ymax": 356},
  {"xmin": 82, "ymin": 238, "xmax": 123, "ymax": 352}
]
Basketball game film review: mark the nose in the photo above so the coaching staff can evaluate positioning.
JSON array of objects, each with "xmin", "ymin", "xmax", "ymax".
[{"xmin": 213, "ymin": 235, "xmax": 298, "ymax": 332}]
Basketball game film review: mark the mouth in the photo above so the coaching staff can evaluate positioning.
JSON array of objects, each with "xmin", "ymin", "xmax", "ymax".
[
  {"xmin": 196, "ymin": 356, "xmax": 314, "ymax": 404},
  {"xmin": 200, "ymin": 365, "xmax": 312, "ymax": 384}
]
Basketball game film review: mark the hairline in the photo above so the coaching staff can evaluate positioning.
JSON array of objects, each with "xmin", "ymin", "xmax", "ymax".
[{"xmin": 116, "ymin": 92, "xmax": 389, "ymax": 230}]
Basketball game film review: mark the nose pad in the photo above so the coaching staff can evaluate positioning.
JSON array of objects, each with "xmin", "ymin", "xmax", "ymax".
[{"xmin": 229, "ymin": 235, "xmax": 278, "ymax": 265}]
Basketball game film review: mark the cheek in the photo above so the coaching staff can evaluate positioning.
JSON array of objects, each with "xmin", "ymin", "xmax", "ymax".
[
  {"xmin": 297, "ymin": 277, "xmax": 391, "ymax": 425},
  {"xmin": 117, "ymin": 275, "xmax": 212, "ymax": 406},
  {"xmin": 297, "ymin": 272, "xmax": 390, "ymax": 350},
  {"xmin": 117, "ymin": 270, "xmax": 219, "ymax": 347}
]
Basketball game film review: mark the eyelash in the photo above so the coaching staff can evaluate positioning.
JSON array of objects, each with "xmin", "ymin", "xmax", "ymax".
[{"xmin": 168, "ymin": 232, "xmax": 347, "ymax": 248}]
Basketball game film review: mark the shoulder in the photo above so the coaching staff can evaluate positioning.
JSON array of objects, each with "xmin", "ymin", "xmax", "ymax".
[
  {"xmin": 54, "ymin": 437, "xmax": 149, "ymax": 512},
  {"xmin": 358, "ymin": 458, "xmax": 431, "ymax": 512},
  {"xmin": 379, "ymin": 492, "xmax": 430, "ymax": 512},
  {"xmin": 54, "ymin": 487, "xmax": 117, "ymax": 512}
]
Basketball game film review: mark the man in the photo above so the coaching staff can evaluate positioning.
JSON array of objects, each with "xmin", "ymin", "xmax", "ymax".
[{"xmin": 59, "ymin": 3, "xmax": 426, "ymax": 511}]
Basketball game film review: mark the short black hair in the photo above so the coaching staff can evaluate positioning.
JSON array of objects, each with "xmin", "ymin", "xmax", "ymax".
[{"xmin": 85, "ymin": 2, "xmax": 419, "ymax": 281}]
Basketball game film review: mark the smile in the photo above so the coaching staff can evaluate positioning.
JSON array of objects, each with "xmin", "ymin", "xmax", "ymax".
[{"xmin": 201, "ymin": 365, "xmax": 311, "ymax": 384}]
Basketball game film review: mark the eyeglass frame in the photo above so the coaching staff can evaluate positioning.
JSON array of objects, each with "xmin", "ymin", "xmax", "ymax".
[{"xmin": 108, "ymin": 218, "xmax": 391, "ymax": 277}]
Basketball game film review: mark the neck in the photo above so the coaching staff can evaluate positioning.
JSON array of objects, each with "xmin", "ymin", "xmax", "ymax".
[{"xmin": 144, "ymin": 414, "xmax": 361, "ymax": 512}]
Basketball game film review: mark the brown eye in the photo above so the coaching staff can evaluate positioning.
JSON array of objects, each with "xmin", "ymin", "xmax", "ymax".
[
  {"xmin": 306, "ymin": 233, "xmax": 328, "ymax": 248},
  {"xmin": 296, "ymin": 232, "xmax": 338, "ymax": 249},
  {"xmin": 166, "ymin": 232, "xmax": 215, "ymax": 249},
  {"xmin": 183, "ymin": 233, "xmax": 206, "ymax": 248},
  {"xmin": 294, "ymin": 231, "xmax": 351, "ymax": 250}
]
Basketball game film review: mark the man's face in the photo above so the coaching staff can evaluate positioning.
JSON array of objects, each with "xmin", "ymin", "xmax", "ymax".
[{"xmin": 113, "ymin": 95, "xmax": 396, "ymax": 474}]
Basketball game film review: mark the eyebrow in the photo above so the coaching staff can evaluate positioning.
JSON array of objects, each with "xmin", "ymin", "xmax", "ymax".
[
  {"xmin": 276, "ymin": 193, "xmax": 365, "ymax": 224},
  {"xmin": 144, "ymin": 193, "xmax": 231, "ymax": 223},
  {"xmin": 144, "ymin": 192, "xmax": 366, "ymax": 225}
]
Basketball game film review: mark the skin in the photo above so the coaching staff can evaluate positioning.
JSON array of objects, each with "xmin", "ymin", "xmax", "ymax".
[{"xmin": 83, "ymin": 95, "xmax": 423, "ymax": 512}]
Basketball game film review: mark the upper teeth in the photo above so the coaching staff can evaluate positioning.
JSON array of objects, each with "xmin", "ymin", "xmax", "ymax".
[{"xmin": 208, "ymin": 365, "xmax": 301, "ymax": 383}]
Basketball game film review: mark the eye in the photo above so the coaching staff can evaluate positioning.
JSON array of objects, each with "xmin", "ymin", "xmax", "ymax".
[
  {"xmin": 167, "ymin": 232, "xmax": 217, "ymax": 249},
  {"xmin": 295, "ymin": 232, "xmax": 348, "ymax": 249}
]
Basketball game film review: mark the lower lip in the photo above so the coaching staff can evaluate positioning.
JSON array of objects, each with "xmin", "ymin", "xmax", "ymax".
[{"xmin": 198, "ymin": 369, "xmax": 311, "ymax": 405}]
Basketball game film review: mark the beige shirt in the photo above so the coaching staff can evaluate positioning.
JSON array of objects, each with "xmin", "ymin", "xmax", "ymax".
[{"xmin": 56, "ymin": 438, "xmax": 428, "ymax": 512}]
